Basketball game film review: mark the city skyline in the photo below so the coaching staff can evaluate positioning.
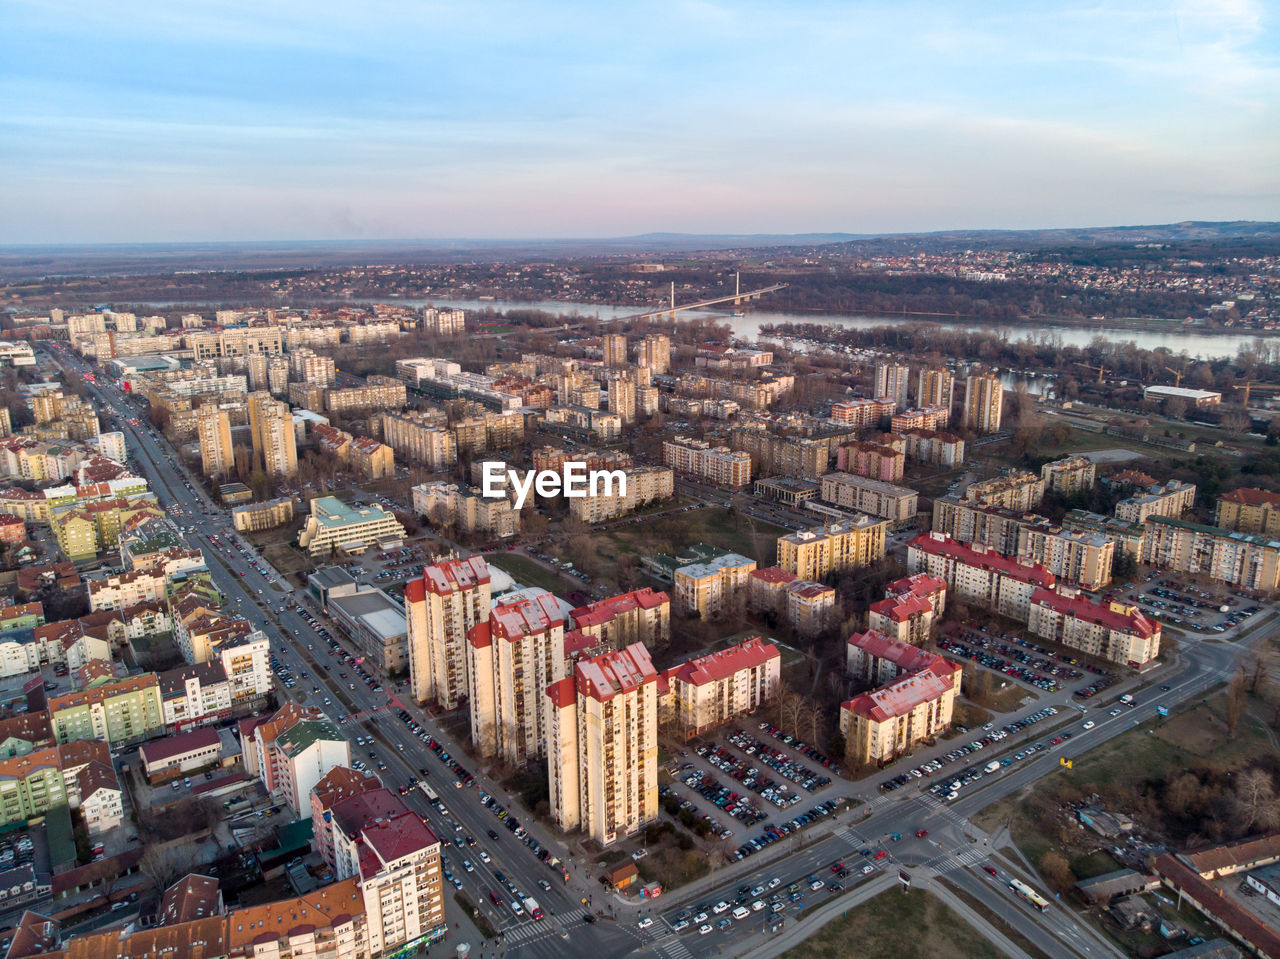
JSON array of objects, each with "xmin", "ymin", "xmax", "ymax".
[{"xmin": 3, "ymin": 0, "xmax": 1278, "ymax": 243}]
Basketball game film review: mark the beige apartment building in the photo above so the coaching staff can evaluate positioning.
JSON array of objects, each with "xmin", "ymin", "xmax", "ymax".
[
  {"xmin": 663, "ymin": 637, "xmax": 781, "ymax": 739},
  {"xmin": 1017, "ymin": 525, "xmax": 1114, "ymax": 591},
  {"xmin": 290, "ymin": 347, "xmax": 337, "ymax": 387},
  {"xmin": 567, "ymin": 466, "xmax": 674, "ymax": 522},
  {"xmin": 830, "ymin": 397, "xmax": 895, "ymax": 429},
  {"xmin": 601, "ymin": 333, "xmax": 629, "ymax": 367},
  {"xmin": 467, "ymin": 592, "xmax": 566, "ymax": 764},
  {"xmin": 663, "ymin": 435, "xmax": 752, "ymax": 487},
  {"xmin": 605, "ymin": 373, "xmax": 637, "ymax": 425},
  {"xmin": 901, "ymin": 427, "xmax": 965, "ymax": 467},
  {"xmin": 570, "ymin": 588, "xmax": 671, "ymax": 651},
  {"xmin": 1215, "ymin": 488, "xmax": 1280, "ymax": 537},
  {"xmin": 777, "ymin": 515, "xmax": 889, "ymax": 581},
  {"xmin": 907, "ymin": 531, "xmax": 1056, "ymax": 622},
  {"xmin": 963, "ymin": 373, "xmax": 1003, "ymax": 434},
  {"xmin": 411, "ymin": 481, "xmax": 519, "ymax": 538},
  {"xmin": 890, "ymin": 406, "xmax": 950, "ymax": 433},
  {"xmin": 381, "ymin": 411, "xmax": 457, "ymax": 470},
  {"xmin": 232, "ymin": 497, "xmax": 295, "ymax": 532},
  {"xmin": 672, "ymin": 552, "xmax": 757, "ymax": 617},
  {"xmin": 874, "ymin": 362, "xmax": 910, "ymax": 408},
  {"xmin": 1141, "ymin": 515, "xmax": 1280, "ymax": 591},
  {"xmin": 964, "ymin": 471, "xmax": 1044, "ymax": 511},
  {"xmin": 931, "ymin": 495, "xmax": 1032, "ymax": 555},
  {"xmin": 728, "ymin": 426, "xmax": 830, "ymax": 479},
  {"xmin": 840, "ymin": 644, "xmax": 962, "ymax": 767},
  {"xmin": 196, "ymin": 406, "xmax": 234, "ymax": 478},
  {"xmin": 638, "ymin": 334, "xmax": 671, "ymax": 374},
  {"xmin": 348, "ymin": 436, "xmax": 395, "ymax": 479},
  {"xmin": 820, "ymin": 471, "xmax": 918, "ymax": 523},
  {"xmin": 545, "ymin": 642, "xmax": 659, "ymax": 845},
  {"xmin": 249, "ymin": 394, "xmax": 298, "ymax": 477},
  {"xmin": 1114, "ymin": 480, "xmax": 1197, "ymax": 524},
  {"xmin": 1028, "ymin": 587, "xmax": 1161, "ymax": 668},
  {"xmin": 867, "ymin": 573, "xmax": 947, "ymax": 646},
  {"xmin": 188, "ymin": 326, "xmax": 284, "ymax": 360},
  {"xmin": 784, "ymin": 580, "xmax": 837, "ymax": 637},
  {"xmin": 1040, "ymin": 456, "xmax": 1097, "ymax": 496},
  {"xmin": 916, "ymin": 367, "xmax": 954, "ymax": 411},
  {"xmin": 405, "ymin": 556, "xmax": 491, "ymax": 711},
  {"xmin": 325, "ymin": 376, "xmax": 407, "ymax": 414}
]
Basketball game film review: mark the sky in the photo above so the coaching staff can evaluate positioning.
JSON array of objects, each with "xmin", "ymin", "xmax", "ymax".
[{"xmin": 2, "ymin": 0, "xmax": 1278, "ymax": 243}]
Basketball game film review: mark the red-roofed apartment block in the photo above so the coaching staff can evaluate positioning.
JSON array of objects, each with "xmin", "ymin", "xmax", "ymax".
[
  {"xmin": 907, "ymin": 531, "xmax": 1054, "ymax": 622},
  {"xmin": 1028, "ymin": 587, "xmax": 1161, "ymax": 668},
  {"xmin": 404, "ymin": 556, "xmax": 491, "ymax": 711},
  {"xmin": 569, "ymin": 587, "xmax": 670, "ymax": 651},
  {"xmin": 663, "ymin": 637, "xmax": 781, "ymax": 739},
  {"xmin": 546, "ymin": 643, "xmax": 659, "ymax": 845},
  {"xmin": 868, "ymin": 573, "xmax": 947, "ymax": 645}
]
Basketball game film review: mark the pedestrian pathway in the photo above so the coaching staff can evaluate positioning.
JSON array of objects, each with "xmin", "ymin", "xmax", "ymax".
[
  {"xmin": 650, "ymin": 927, "xmax": 695, "ymax": 959},
  {"xmin": 500, "ymin": 908, "xmax": 587, "ymax": 944},
  {"xmin": 922, "ymin": 847, "xmax": 989, "ymax": 873}
]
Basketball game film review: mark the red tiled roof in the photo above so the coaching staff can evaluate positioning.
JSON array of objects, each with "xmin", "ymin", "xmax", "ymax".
[
  {"xmin": 750, "ymin": 567, "xmax": 798, "ymax": 585},
  {"xmin": 847, "ymin": 630, "xmax": 947, "ymax": 673},
  {"xmin": 359, "ymin": 810, "xmax": 439, "ymax": 868},
  {"xmin": 570, "ymin": 587, "xmax": 668, "ymax": 628},
  {"xmin": 575, "ymin": 643, "xmax": 659, "ymax": 702},
  {"xmin": 419, "ymin": 556, "xmax": 490, "ymax": 597},
  {"xmin": 869, "ymin": 593, "xmax": 933, "ymax": 623},
  {"xmin": 545, "ymin": 677, "xmax": 576, "ymax": 710},
  {"xmin": 669, "ymin": 638, "xmax": 780, "ymax": 688},
  {"xmin": 909, "ymin": 532, "xmax": 1055, "ymax": 587},
  {"xmin": 842, "ymin": 659, "xmax": 958, "ymax": 722},
  {"xmin": 1153, "ymin": 854, "xmax": 1280, "ymax": 958},
  {"xmin": 1220, "ymin": 488, "xmax": 1280, "ymax": 508},
  {"xmin": 1030, "ymin": 588, "xmax": 1157, "ymax": 639},
  {"xmin": 138, "ymin": 727, "xmax": 221, "ymax": 765},
  {"xmin": 490, "ymin": 593, "xmax": 562, "ymax": 640}
]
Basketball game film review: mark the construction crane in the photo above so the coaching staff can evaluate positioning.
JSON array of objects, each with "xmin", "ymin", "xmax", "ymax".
[
  {"xmin": 1164, "ymin": 365, "xmax": 1185, "ymax": 388},
  {"xmin": 1075, "ymin": 362, "xmax": 1110, "ymax": 384},
  {"xmin": 1232, "ymin": 382, "xmax": 1280, "ymax": 407}
]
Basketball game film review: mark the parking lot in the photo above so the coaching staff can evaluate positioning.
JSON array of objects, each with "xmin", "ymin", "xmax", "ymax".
[
  {"xmin": 940, "ymin": 623, "xmax": 1115, "ymax": 693},
  {"xmin": 1125, "ymin": 574, "xmax": 1262, "ymax": 633}
]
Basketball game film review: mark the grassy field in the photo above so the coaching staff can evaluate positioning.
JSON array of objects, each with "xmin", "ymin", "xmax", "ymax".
[
  {"xmin": 581, "ymin": 505, "xmax": 788, "ymax": 573},
  {"xmin": 779, "ymin": 889, "xmax": 1002, "ymax": 959},
  {"xmin": 487, "ymin": 553, "xmax": 574, "ymax": 596}
]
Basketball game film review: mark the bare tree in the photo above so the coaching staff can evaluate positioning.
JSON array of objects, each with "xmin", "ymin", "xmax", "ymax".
[
  {"xmin": 139, "ymin": 844, "xmax": 195, "ymax": 893},
  {"xmin": 1039, "ymin": 850, "xmax": 1076, "ymax": 895},
  {"xmin": 1226, "ymin": 669, "xmax": 1246, "ymax": 738},
  {"xmin": 1232, "ymin": 769, "xmax": 1280, "ymax": 833}
]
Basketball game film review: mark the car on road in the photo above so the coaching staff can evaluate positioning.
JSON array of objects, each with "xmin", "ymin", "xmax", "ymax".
[
  {"xmin": 637, "ymin": 917, "xmax": 653, "ymax": 929},
  {"xmin": 916, "ymin": 829, "xmax": 928, "ymax": 838},
  {"xmin": 671, "ymin": 919, "xmax": 689, "ymax": 932},
  {"xmin": 1082, "ymin": 721, "xmax": 1095, "ymax": 730},
  {"xmin": 873, "ymin": 850, "xmax": 888, "ymax": 861},
  {"xmin": 698, "ymin": 924, "xmax": 712, "ymax": 935},
  {"xmin": 983, "ymin": 865, "xmax": 998, "ymax": 876}
]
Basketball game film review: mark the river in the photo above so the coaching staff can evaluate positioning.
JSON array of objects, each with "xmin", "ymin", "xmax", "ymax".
[{"xmin": 385, "ymin": 296, "xmax": 1259, "ymax": 361}]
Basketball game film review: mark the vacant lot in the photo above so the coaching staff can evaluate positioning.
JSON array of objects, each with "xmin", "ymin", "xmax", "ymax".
[
  {"xmin": 583, "ymin": 506, "xmax": 787, "ymax": 571},
  {"xmin": 487, "ymin": 553, "xmax": 571, "ymax": 596},
  {"xmin": 780, "ymin": 889, "xmax": 1001, "ymax": 959}
]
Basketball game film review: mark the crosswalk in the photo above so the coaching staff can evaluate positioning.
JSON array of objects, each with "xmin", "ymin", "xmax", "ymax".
[
  {"xmin": 651, "ymin": 928, "xmax": 694, "ymax": 959},
  {"xmin": 914, "ymin": 792, "xmax": 970, "ymax": 829},
  {"xmin": 500, "ymin": 908, "xmax": 587, "ymax": 944},
  {"xmin": 923, "ymin": 847, "xmax": 989, "ymax": 873}
]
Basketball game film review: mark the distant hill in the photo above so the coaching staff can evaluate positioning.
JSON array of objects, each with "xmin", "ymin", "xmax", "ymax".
[{"xmin": 1, "ymin": 221, "xmax": 1277, "ymax": 279}]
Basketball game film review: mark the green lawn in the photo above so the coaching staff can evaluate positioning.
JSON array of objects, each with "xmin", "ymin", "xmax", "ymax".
[
  {"xmin": 487, "ymin": 553, "xmax": 573, "ymax": 596},
  {"xmin": 780, "ymin": 889, "xmax": 1002, "ymax": 959}
]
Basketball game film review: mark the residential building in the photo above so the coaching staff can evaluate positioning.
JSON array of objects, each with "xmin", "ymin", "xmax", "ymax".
[
  {"xmin": 1141, "ymin": 515, "xmax": 1280, "ymax": 590},
  {"xmin": 1017, "ymin": 524, "xmax": 1114, "ymax": 591},
  {"xmin": 566, "ymin": 466, "xmax": 673, "ymax": 522},
  {"xmin": 963, "ymin": 373, "xmax": 1003, "ymax": 433},
  {"xmin": 830, "ymin": 397, "xmax": 894, "ymax": 429},
  {"xmin": 310, "ymin": 765, "xmax": 383, "ymax": 868},
  {"xmin": 159, "ymin": 662, "xmax": 234, "ymax": 731},
  {"xmin": 672, "ymin": 552, "xmax": 757, "ymax": 618},
  {"xmin": 1114, "ymin": 480, "xmax": 1197, "ymax": 524},
  {"xmin": 347, "ymin": 436, "xmax": 394, "ymax": 479},
  {"xmin": 290, "ymin": 348, "xmax": 337, "ymax": 387},
  {"xmin": 467, "ymin": 592, "xmax": 566, "ymax": 763},
  {"xmin": 820, "ymin": 472, "xmax": 918, "ymax": 523},
  {"xmin": 890, "ymin": 406, "xmax": 951, "ymax": 433},
  {"xmin": 1062, "ymin": 509, "xmax": 1146, "ymax": 561},
  {"xmin": 1028, "ymin": 588, "xmax": 1161, "ymax": 668},
  {"xmin": 661, "ymin": 638, "xmax": 781, "ymax": 739},
  {"xmin": 1041, "ymin": 456, "xmax": 1097, "ymax": 496},
  {"xmin": 188, "ymin": 327, "xmax": 283, "ymax": 359},
  {"xmin": 662, "ymin": 436, "xmax": 752, "ymax": 487},
  {"xmin": 601, "ymin": 333, "xmax": 628, "ymax": 367},
  {"xmin": 901, "ymin": 428, "xmax": 965, "ymax": 467},
  {"xmin": 299, "ymin": 497, "xmax": 406, "ymax": 557},
  {"xmin": 48, "ymin": 674, "xmax": 165, "ymax": 747},
  {"xmin": 545, "ymin": 643, "xmax": 659, "ymax": 844},
  {"xmin": 250, "ymin": 395, "xmax": 297, "ymax": 477},
  {"xmin": 410, "ymin": 482, "xmax": 518, "ymax": 539},
  {"xmin": 1215, "ymin": 488, "xmax": 1280, "ymax": 537},
  {"xmin": 729, "ymin": 426, "xmax": 831, "ymax": 479},
  {"xmin": 231, "ymin": 497, "xmax": 295, "ymax": 532},
  {"xmin": 835, "ymin": 441, "xmax": 904, "ymax": 483},
  {"xmin": 0, "ymin": 740, "xmax": 112, "ymax": 829},
  {"xmin": 777, "ymin": 515, "xmax": 889, "ymax": 580},
  {"xmin": 196, "ymin": 407, "xmax": 234, "ymax": 478},
  {"xmin": 916, "ymin": 367, "xmax": 954, "ymax": 411},
  {"xmin": 247, "ymin": 703, "xmax": 351, "ymax": 817},
  {"xmin": 380, "ymin": 411, "xmax": 457, "ymax": 470},
  {"xmin": 846, "ymin": 628, "xmax": 958, "ymax": 688},
  {"xmin": 867, "ymin": 573, "xmax": 947, "ymax": 646},
  {"xmin": 569, "ymin": 588, "xmax": 670, "ymax": 651},
  {"xmin": 783, "ymin": 580, "xmax": 836, "ymax": 637},
  {"xmin": 840, "ymin": 645, "xmax": 962, "ymax": 767},
  {"xmin": 325, "ymin": 376, "xmax": 407, "ymax": 415},
  {"xmin": 964, "ymin": 472, "xmax": 1044, "ymax": 511},
  {"xmin": 638, "ymin": 334, "xmax": 670, "ymax": 374},
  {"xmin": 138, "ymin": 726, "xmax": 224, "ymax": 781},
  {"xmin": 931, "ymin": 495, "xmax": 1034, "ymax": 555},
  {"xmin": 874, "ymin": 362, "xmax": 910, "ymax": 409},
  {"xmin": 907, "ymin": 531, "xmax": 1056, "ymax": 622},
  {"xmin": 747, "ymin": 567, "xmax": 797, "ymax": 617},
  {"xmin": 422, "ymin": 307, "xmax": 467, "ymax": 335}
]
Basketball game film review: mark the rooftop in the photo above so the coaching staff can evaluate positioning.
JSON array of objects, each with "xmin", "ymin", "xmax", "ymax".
[
  {"xmin": 575, "ymin": 643, "xmax": 658, "ymax": 702},
  {"xmin": 909, "ymin": 531, "xmax": 1056, "ymax": 587},
  {"xmin": 1030, "ymin": 588, "xmax": 1157, "ymax": 638},
  {"xmin": 668, "ymin": 637, "xmax": 780, "ymax": 688}
]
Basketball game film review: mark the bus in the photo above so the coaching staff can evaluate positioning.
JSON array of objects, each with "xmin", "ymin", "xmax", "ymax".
[
  {"xmin": 1008, "ymin": 878, "xmax": 1049, "ymax": 912},
  {"xmin": 420, "ymin": 783, "xmax": 439, "ymax": 802}
]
